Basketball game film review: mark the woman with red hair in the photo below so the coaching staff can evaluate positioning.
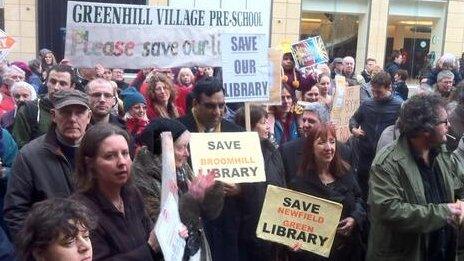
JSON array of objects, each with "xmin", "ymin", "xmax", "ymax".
[
  {"xmin": 145, "ymin": 72, "xmax": 184, "ymax": 120},
  {"xmin": 288, "ymin": 123, "xmax": 366, "ymax": 261}
]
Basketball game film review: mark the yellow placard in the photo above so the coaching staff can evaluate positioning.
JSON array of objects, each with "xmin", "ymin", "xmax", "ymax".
[
  {"xmin": 330, "ymin": 76, "xmax": 360, "ymax": 142},
  {"xmin": 256, "ymin": 185, "xmax": 342, "ymax": 257},
  {"xmin": 189, "ymin": 132, "xmax": 266, "ymax": 183}
]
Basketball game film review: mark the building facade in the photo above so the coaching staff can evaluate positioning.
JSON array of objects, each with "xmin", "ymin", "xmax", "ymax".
[{"xmin": 2, "ymin": 0, "xmax": 464, "ymax": 77}]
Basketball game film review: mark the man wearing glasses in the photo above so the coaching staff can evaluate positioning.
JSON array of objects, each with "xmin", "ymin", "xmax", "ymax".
[
  {"xmin": 178, "ymin": 77, "xmax": 244, "ymax": 261},
  {"xmin": 368, "ymin": 94, "xmax": 464, "ymax": 261},
  {"xmin": 85, "ymin": 78, "xmax": 125, "ymax": 128}
]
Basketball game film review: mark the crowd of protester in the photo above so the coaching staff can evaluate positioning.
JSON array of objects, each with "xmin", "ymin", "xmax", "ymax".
[{"xmin": 0, "ymin": 46, "xmax": 462, "ymax": 261}]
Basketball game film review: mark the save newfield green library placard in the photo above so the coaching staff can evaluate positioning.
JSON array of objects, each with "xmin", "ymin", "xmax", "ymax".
[
  {"xmin": 256, "ymin": 185, "xmax": 343, "ymax": 257},
  {"xmin": 189, "ymin": 132, "xmax": 265, "ymax": 183}
]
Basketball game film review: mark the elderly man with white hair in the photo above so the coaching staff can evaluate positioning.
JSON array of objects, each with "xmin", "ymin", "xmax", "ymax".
[
  {"xmin": 0, "ymin": 81, "xmax": 37, "ymax": 131},
  {"xmin": 434, "ymin": 69, "xmax": 455, "ymax": 100},
  {"xmin": 0, "ymin": 66, "xmax": 25, "ymax": 118},
  {"xmin": 342, "ymin": 56, "xmax": 366, "ymax": 86},
  {"xmin": 427, "ymin": 53, "xmax": 462, "ymax": 86}
]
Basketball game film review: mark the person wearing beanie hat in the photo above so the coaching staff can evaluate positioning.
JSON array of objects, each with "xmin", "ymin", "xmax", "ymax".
[
  {"xmin": 132, "ymin": 118, "xmax": 224, "ymax": 261},
  {"xmin": 121, "ymin": 87, "xmax": 146, "ymax": 113},
  {"xmin": 121, "ymin": 87, "xmax": 149, "ymax": 139}
]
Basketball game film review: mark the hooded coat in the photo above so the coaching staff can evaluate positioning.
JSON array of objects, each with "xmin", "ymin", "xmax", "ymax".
[{"xmin": 131, "ymin": 147, "xmax": 224, "ymax": 261}]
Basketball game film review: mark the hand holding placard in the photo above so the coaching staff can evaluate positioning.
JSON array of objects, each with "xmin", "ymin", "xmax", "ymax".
[
  {"xmin": 256, "ymin": 185, "xmax": 342, "ymax": 257},
  {"xmin": 189, "ymin": 132, "xmax": 266, "ymax": 184}
]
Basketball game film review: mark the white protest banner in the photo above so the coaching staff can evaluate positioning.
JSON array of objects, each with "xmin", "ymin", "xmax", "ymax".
[
  {"xmin": 155, "ymin": 132, "xmax": 185, "ymax": 261},
  {"xmin": 0, "ymin": 30, "xmax": 15, "ymax": 61},
  {"xmin": 256, "ymin": 185, "xmax": 342, "ymax": 257},
  {"xmin": 221, "ymin": 33, "xmax": 270, "ymax": 103},
  {"xmin": 65, "ymin": 1, "xmax": 268, "ymax": 69},
  {"xmin": 189, "ymin": 132, "xmax": 265, "ymax": 183}
]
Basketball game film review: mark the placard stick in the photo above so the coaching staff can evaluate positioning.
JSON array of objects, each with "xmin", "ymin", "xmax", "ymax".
[
  {"xmin": 245, "ymin": 102, "xmax": 251, "ymax": 131},
  {"xmin": 160, "ymin": 132, "xmax": 178, "ymax": 206}
]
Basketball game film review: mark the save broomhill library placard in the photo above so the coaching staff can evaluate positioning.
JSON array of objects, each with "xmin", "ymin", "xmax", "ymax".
[
  {"xmin": 189, "ymin": 132, "xmax": 265, "ymax": 183},
  {"xmin": 65, "ymin": 1, "xmax": 268, "ymax": 69},
  {"xmin": 256, "ymin": 185, "xmax": 342, "ymax": 257}
]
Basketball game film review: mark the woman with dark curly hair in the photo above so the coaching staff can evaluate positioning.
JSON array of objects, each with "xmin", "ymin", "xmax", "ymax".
[
  {"xmin": 17, "ymin": 198, "xmax": 95, "ymax": 261},
  {"xmin": 145, "ymin": 72, "xmax": 184, "ymax": 120}
]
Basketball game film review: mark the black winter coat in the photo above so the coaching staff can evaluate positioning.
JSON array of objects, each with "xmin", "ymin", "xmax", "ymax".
[
  {"xmin": 349, "ymin": 95, "xmax": 402, "ymax": 171},
  {"xmin": 177, "ymin": 112, "xmax": 244, "ymax": 261},
  {"xmin": 288, "ymin": 171, "xmax": 366, "ymax": 261},
  {"xmin": 74, "ymin": 185, "xmax": 160, "ymax": 260},
  {"xmin": 4, "ymin": 130, "xmax": 74, "ymax": 240},
  {"xmin": 385, "ymin": 62, "xmax": 401, "ymax": 79},
  {"xmin": 238, "ymin": 140, "xmax": 286, "ymax": 261},
  {"xmin": 393, "ymin": 81, "xmax": 408, "ymax": 101}
]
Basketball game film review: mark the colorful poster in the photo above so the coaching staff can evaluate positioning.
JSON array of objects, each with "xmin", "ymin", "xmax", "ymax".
[
  {"xmin": 189, "ymin": 132, "xmax": 266, "ymax": 183},
  {"xmin": 330, "ymin": 75, "xmax": 360, "ymax": 142},
  {"xmin": 65, "ymin": 1, "xmax": 269, "ymax": 69},
  {"xmin": 0, "ymin": 30, "xmax": 15, "ymax": 61},
  {"xmin": 290, "ymin": 36, "xmax": 328, "ymax": 70},
  {"xmin": 221, "ymin": 33, "xmax": 270, "ymax": 103},
  {"xmin": 256, "ymin": 185, "xmax": 342, "ymax": 257}
]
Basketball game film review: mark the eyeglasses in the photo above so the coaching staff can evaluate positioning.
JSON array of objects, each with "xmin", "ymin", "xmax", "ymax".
[
  {"xmin": 90, "ymin": 92, "xmax": 114, "ymax": 100},
  {"xmin": 199, "ymin": 102, "xmax": 225, "ymax": 110}
]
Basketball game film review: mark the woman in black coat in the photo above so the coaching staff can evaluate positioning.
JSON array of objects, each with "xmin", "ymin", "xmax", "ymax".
[
  {"xmin": 288, "ymin": 123, "xmax": 366, "ymax": 261},
  {"xmin": 73, "ymin": 123, "xmax": 161, "ymax": 260},
  {"xmin": 234, "ymin": 105, "xmax": 287, "ymax": 261}
]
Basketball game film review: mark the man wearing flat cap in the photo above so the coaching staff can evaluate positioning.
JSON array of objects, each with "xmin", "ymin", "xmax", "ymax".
[{"xmin": 4, "ymin": 89, "xmax": 92, "ymax": 240}]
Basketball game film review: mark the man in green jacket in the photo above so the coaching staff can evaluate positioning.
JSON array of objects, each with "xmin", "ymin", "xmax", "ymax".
[
  {"xmin": 368, "ymin": 94, "xmax": 464, "ymax": 261},
  {"xmin": 12, "ymin": 65, "xmax": 75, "ymax": 148}
]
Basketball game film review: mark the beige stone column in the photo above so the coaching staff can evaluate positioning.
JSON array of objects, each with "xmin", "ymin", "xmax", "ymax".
[
  {"xmin": 148, "ymin": 0, "xmax": 168, "ymax": 5},
  {"xmin": 366, "ymin": 0, "xmax": 389, "ymax": 67},
  {"xmin": 270, "ymin": 0, "xmax": 301, "ymax": 48},
  {"xmin": 392, "ymin": 26, "xmax": 405, "ymax": 50},
  {"xmin": 443, "ymin": 0, "xmax": 464, "ymax": 57},
  {"xmin": 355, "ymin": 13, "xmax": 369, "ymax": 74},
  {"xmin": 4, "ymin": 0, "xmax": 37, "ymax": 61}
]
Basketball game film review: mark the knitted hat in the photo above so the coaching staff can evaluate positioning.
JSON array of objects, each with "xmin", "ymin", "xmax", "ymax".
[
  {"xmin": 120, "ymin": 87, "xmax": 146, "ymax": 112},
  {"xmin": 139, "ymin": 118, "xmax": 188, "ymax": 155}
]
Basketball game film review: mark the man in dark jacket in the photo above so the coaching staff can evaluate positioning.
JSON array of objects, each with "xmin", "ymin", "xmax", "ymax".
[
  {"xmin": 361, "ymin": 58, "xmax": 376, "ymax": 83},
  {"xmin": 385, "ymin": 50, "xmax": 403, "ymax": 79},
  {"xmin": 85, "ymin": 78, "xmax": 125, "ymax": 128},
  {"xmin": 4, "ymin": 89, "xmax": 92, "ymax": 240},
  {"xmin": 12, "ymin": 64, "xmax": 76, "ymax": 148},
  {"xmin": 178, "ymin": 77, "xmax": 243, "ymax": 261},
  {"xmin": 448, "ymin": 82, "xmax": 464, "ymax": 151},
  {"xmin": 349, "ymin": 71, "xmax": 402, "ymax": 200}
]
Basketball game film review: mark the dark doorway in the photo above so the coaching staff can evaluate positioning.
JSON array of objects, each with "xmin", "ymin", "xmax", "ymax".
[
  {"xmin": 403, "ymin": 38, "xmax": 429, "ymax": 78},
  {"xmin": 37, "ymin": 0, "xmax": 147, "ymax": 62}
]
